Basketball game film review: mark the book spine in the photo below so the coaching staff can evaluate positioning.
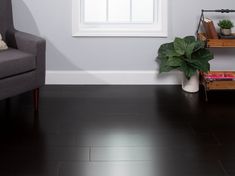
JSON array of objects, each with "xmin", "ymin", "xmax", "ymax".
[
  {"xmin": 203, "ymin": 20, "xmax": 218, "ymax": 39},
  {"xmin": 208, "ymin": 21, "xmax": 218, "ymax": 39}
]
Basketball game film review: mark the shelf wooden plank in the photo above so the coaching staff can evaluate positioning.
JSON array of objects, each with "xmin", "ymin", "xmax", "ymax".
[
  {"xmin": 198, "ymin": 33, "xmax": 235, "ymax": 48},
  {"xmin": 206, "ymin": 81, "xmax": 235, "ymax": 90}
]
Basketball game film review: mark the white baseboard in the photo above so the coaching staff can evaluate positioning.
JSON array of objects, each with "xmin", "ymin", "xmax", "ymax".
[{"xmin": 46, "ymin": 71, "xmax": 182, "ymax": 85}]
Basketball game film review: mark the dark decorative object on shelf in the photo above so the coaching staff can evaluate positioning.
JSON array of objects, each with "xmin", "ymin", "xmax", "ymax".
[{"xmin": 218, "ymin": 33, "xmax": 235, "ymax": 39}]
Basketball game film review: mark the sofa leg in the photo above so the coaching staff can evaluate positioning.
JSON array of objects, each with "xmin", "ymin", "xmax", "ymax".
[{"xmin": 33, "ymin": 88, "xmax": 40, "ymax": 112}]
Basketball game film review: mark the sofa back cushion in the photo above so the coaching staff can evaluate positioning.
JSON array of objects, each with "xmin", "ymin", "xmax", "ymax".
[{"xmin": 0, "ymin": 0, "xmax": 14, "ymax": 40}]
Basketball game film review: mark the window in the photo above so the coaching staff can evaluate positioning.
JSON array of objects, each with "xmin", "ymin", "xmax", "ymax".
[{"xmin": 72, "ymin": 0, "xmax": 168, "ymax": 37}]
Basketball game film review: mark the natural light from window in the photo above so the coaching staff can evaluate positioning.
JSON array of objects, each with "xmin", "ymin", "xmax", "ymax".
[{"xmin": 72, "ymin": 0, "xmax": 168, "ymax": 37}]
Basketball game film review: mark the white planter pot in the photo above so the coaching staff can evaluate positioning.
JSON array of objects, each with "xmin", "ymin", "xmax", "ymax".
[
  {"xmin": 221, "ymin": 28, "xmax": 231, "ymax": 36},
  {"xmin": 182, "ymin": 72, "xmax": 199, "ymax": 93}
]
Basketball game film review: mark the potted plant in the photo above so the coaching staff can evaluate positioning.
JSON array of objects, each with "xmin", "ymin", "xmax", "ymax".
[
  {"xmin": 218, "ymin": 19, "xmax": 234, "ymax": 36},
  {"xmin": 157, "ymin": 36, "xmax": 214, "ymax": 93}
]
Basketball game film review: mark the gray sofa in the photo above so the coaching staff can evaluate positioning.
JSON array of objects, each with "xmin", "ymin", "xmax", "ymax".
[{"xmin": 0, "ymin": 0, "xmax": 46, "ymax": 111}]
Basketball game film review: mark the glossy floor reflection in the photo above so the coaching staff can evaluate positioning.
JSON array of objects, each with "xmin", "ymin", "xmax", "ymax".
[{"xmin": 0, "ymin": 85, "xmax": 235, "ymax": 176}]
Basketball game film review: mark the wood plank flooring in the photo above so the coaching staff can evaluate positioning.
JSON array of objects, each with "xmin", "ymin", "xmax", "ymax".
[{"xmin": 0, "ymin": 85, "xmax": 235, "ymax": 176}]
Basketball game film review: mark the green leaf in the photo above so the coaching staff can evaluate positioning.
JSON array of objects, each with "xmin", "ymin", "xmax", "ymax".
[
  {"xmin": 185, "ymin": 59, "xmax": 210, "ymax": 72},
  {"xmin": 192, "ymin": 48, "xmax": 214, "ymax": 62},
  {"xmin": 166, "ymin": 50, "xmax": 181, "ymax": 57},
  {"xmin": 190, "ymin": 48, "xmax": 213, "ymax": 72},
  {"xmin": 159, "ymin": 64, "xmax": 174, "ymax": 73},
  {"xmin": 158, "ymin": 58, "xmax": 175, "ymax": 73},
  {"xmin": 186, "ymin": 68, "xmax": 197, "ymax": 79},
  {"xmin": 180, "ymin": 62, "xmax": 197, "ymax": 79},
  {"xmin": 184, "ymin": 36, "xmax": 196, "ymax": 44},
  {"xmin": 193, "ymin": 40, "xmax": 205, "ymax": 52},
  {"xmin": 158, "ymin": 43, "xmax": 175, "ymax": 57},
  {"xmin": 174, "ymin": 37, "xmax": 187, "ymax": 55},
  {"xmin": 167, "ymin": 57, "xmax": 183, "ymax": 67},
  {"xmin": 185, "ymin": 42, "xmax": 196, "ymax": 59}
]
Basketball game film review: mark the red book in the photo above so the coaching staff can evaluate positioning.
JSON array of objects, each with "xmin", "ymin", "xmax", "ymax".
[{"xmin": 204, "ymin": 72, "xmax": 235, "ymax": 81}]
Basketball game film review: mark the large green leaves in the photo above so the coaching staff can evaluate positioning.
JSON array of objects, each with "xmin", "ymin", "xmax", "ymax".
[
  {"xmin": 185, "ymin": 43, "xmax": 196, "ymax": 59},
  {"xmin": 158, "ymin": 57, "xmax": 175, "ymax": 73},
  {"xmin": 192, "ymin": 48, "xmax": 214, "ymax": 62},
  {"xmin": 158, "ymin": 42, "xmax": 179, "ymax": 58},
  {"xmin": 184, "ymin": 36, "xmax": 196, "ymax": 44},
  {"xmin": 167, "ymin": 56, "xmax": 183, "ymax": 67},
  {"xmin": 174, "ymin": 37, "xmax": 187, "ymax": 55},
  {"xmin": 173, "ymin": 36, "xmax": 204, "ymax": 59},
  {"xmin": 180, "ymin": 62, "xmax": 197, "ymax": 79},
  {"xmin": 157, "ymin": 36, "xmax": 214, "ymax": 78}
]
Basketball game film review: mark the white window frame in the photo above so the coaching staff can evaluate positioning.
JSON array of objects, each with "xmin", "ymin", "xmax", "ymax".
[{"xmin": 72, "ymin": 0, "xmax": 168, "ymax": 37}]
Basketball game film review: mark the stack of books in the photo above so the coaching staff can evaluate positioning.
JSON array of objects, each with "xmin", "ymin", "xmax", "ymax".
[{"xmin": 203, "ymin": 71, "xmax": 235, "ymax": 81}]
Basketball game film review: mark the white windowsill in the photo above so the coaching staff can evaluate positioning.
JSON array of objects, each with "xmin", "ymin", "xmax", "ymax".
[{"xmin": 72, "ymin": 0, "xmax": 168, "ymax": 37}]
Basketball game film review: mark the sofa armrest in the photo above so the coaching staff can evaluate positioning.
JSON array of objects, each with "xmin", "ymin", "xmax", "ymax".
[
  {"xmin": 6, "ymin": 29, "xmax": 46, "ymax": 55},
  {"xmin": 6, "ymin": 29, "xmax": 46, "ymax": 86}
]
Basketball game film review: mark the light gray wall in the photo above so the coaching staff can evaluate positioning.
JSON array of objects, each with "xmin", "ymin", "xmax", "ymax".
[{"xmin": 12, "ymin": 0, "xmax": 235, "ymax": 71}]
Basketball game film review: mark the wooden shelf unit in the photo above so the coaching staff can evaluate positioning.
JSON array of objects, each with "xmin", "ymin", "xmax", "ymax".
[
  {"xmin": 198, "ymin": 33, "xmax": 235, "ymax": 100},
  {"xmin": 198, "ymin": 33, "xmax": 235, "ymax": 48},
  {"xmin": 196, "ymin": 9, "xmax": 235, "ymax": 101}
]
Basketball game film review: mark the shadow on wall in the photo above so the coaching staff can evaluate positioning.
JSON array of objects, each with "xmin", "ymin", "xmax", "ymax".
[
  {"xmin": 46, "ymin": 40, "xmax": 81, "ymax": 70},
  {"xmin": 12, "ymin": 0, "xmax": 79, "ymax": 71},
  {"xmin": 12, "ymin": 0, "xmax": 40, "ymax": 35}
]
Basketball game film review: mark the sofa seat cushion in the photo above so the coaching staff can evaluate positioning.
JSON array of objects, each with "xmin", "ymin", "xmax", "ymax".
[{"xmin": 0, "ymin": 48, "xmax": 36, "ymax": 79}]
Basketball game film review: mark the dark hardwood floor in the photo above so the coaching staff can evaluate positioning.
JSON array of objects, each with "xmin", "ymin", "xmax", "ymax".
[{"xmin": 0, "ymin": 85, "xmax": 235, "ymax": 176}]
